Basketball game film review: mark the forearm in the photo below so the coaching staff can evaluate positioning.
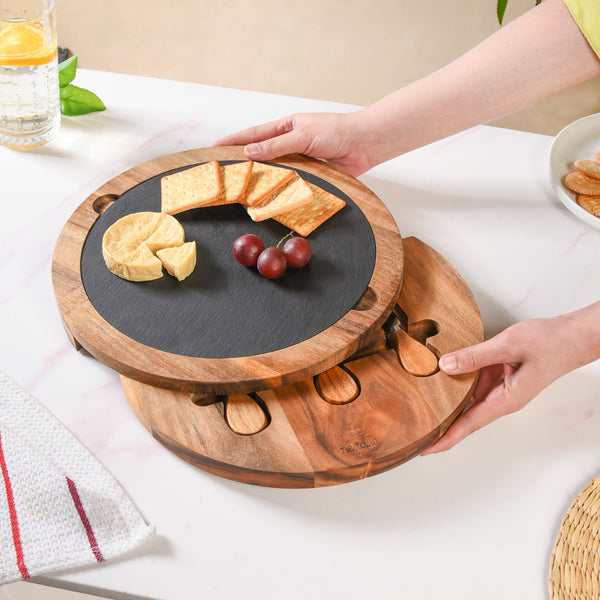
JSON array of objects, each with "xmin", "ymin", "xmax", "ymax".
[
  {"xmin": 554, "ymin": 301, "xmax": 600, "ymax": 374},
  {"xmin": 357, "ymin": 0, "xmax": 600, "ymax": 167}
]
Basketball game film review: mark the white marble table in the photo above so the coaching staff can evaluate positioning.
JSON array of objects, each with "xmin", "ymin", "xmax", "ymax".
[{"xmin": 1, "ymin": 70, "xmax": 599, "ymax": 600}]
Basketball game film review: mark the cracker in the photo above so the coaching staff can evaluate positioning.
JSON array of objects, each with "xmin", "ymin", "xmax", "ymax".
[
  {"xmin": 577, "ymin": 194, "xmax": 600, "ymax": 218},
  {"xmin": 242, "ymin": 162, "xmax": 296, "ymax": 207},
  {"xmin": 574, "ymin": 159, "xmax": 600, "ymax": 181},
  {"xmin": 246, "ymin": 175, "xmax": 314, "ymax": 221},
  {"xmin": 161, "ymin": 160, "xmax": 223, "ymax": 214},
  {"xmin": 563, "ymin": 171, "xmax": 600, "ymax": 196},
  {"xmin": 205, "ymin": 160, "xmax": 253, "ymax": 206},
  {"xmin": 274, "ymin": 181, "xmax": 346, "ymax": 236},
  {"xmin": 594, "ymin": 151, "xmax": 600, "ymax": 164}
]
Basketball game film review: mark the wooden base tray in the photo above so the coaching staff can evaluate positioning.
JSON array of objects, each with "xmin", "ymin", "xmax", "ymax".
[{"xmin": 121, "ymin": 237, "xmax": 483, "ymax": 488}]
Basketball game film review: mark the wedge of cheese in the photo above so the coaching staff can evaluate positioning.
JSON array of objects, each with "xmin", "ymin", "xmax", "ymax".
[
  {"xmin": 156, "ymin": 241, "xmax": 197, "ymax": 281},
  {"xmin": 102, "ymin": 212, "xmax": 185, "ymax": 281}
]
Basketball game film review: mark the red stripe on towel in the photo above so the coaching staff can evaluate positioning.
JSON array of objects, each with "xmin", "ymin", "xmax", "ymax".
[
  {"xmin": 66, "ymin": 476, "xmax": 105, "ymax": 562},
  {"xmin": 0, "ymin": 429, "xmax": 30, "ymax": 579}
]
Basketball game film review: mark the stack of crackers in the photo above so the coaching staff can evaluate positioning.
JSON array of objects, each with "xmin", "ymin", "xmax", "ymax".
[
  {"xmin": 160, "ymin": 160, "xmax": 346, "ymax": 236},
  {"xmin": 563, "ymin": 152, "xmax": 600, "ymax": 218}
]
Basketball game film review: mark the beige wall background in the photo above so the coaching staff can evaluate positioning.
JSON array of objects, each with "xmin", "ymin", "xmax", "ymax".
[{"xmin": 56, "ymin": 0, "xmax": 600, "ymax": 135}]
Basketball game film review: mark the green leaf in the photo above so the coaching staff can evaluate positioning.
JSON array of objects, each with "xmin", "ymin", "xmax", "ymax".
[
  {"xmin": 58, "ymin": 55, "xmax": 78, "ymax": 88},
  {"xmin": 60, "ymin": 84, "xmax": 106, "ymax": 116},
  {"xmin": 497, "ymin": 0, "xmax": 508, "ymax": 24}
]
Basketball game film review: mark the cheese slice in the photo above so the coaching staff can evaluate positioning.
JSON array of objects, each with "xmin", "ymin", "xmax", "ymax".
[
  {"xmin": 102, "ymin": 212, "xmax": 185, "ymax": 281},
  {"xmin": 156, "ymin": 241, "xmax": 197, "ymax": 281}
]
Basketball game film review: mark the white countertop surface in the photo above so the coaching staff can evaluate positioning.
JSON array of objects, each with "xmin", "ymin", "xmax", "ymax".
[{"xmin": 1, "ymin": 69, "xmax": 599, "ymax": 600}]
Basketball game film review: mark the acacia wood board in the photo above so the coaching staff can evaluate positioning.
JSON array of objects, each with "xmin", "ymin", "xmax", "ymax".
[
  {"xmin": 121, "ymin": 237, "xmax": 484, "ymax": 488},
  {"xmin": 52, "ymin": 147, "xmax": 404, "ymax": 394}
]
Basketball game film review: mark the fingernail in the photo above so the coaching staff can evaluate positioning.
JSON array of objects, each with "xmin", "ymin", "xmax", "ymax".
[
  {"xmin": 245, "ymin": 143, "xmax": 260, "ymax": 157},
  {"xmin": 439, "ymin": 355, "xmax": 457, "ymax": 373}
]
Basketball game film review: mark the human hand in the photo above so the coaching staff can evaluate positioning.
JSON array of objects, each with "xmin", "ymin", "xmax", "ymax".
[
  {"xmin": 214, "ymin": 111, "xmax": 374, "ymax": 177},
  {"xmin": 422, "ymin": 304, "xmax": 600, "ymax": 455}
]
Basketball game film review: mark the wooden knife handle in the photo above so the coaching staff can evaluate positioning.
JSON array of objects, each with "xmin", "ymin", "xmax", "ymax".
[
  {"xmin": 387, "ymin": 329, "xmax": 439, "ymax": 377},
  {"xmin": 225, "ymin": 394, "xmax": 269, "ymax": 435}
]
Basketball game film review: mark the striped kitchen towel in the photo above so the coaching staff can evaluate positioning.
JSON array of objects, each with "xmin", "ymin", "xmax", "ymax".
[{"xmin": 0, "ymin": 372, "xmax": 155, "ymax": 584}]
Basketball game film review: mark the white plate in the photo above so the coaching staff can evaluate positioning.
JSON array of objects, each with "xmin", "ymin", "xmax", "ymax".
[{"xmin": 549, "ymin": 113, "xmax": 600, "ymax": 230}]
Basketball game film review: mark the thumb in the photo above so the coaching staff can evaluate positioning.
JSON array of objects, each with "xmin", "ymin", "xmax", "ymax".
[{"xmin": 439, "ymin": 335, "xmax": 513, "ymax": 375}]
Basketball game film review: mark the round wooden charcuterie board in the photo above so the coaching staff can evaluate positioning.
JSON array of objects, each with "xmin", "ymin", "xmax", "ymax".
[{"xmin": 52, "ymin": 146, "xmax": 405, "ymax": 394}]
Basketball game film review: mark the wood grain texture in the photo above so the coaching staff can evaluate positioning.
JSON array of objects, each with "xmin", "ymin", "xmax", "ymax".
[
  {"xmin": 52, "ymin": 146, "xmax": 404, "ymax": 394},
  {"xmin": 121, "ymin": 237, "xmax": 484, "ymax": 488}
]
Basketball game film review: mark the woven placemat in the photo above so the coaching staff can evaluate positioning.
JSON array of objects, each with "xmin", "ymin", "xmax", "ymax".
[{"xmin": 549, "ymin": 474, "xmax": 600, "ymax": 600}]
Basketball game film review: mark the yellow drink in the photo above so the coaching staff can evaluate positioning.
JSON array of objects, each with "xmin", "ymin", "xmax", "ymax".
[{"xmin": 0, "ymin": 1, "xmax": 60, "ymax": 150}]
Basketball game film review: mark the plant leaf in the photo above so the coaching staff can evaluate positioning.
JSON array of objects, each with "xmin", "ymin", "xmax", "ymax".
[
  {"xmin": 497, "ymin": 0, "xmax": 508, "ymax": 24},
  {"xmin": 58, "ymin": 55, "xmax": 78, "ymax": 88},
  {"xmin": 60, "ymin": 84, "xmax": 106, "ymax": 116}
]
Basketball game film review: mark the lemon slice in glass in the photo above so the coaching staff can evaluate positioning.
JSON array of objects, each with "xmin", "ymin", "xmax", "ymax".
[{"xmin": 0, "ymin": 23, "xmax": 57, "ymax": 66}]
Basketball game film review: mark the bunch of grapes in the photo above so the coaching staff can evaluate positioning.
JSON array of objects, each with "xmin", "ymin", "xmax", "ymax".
[{"xmin": 233, "ymin": 233, "xmax": 312, "ymax": 279}]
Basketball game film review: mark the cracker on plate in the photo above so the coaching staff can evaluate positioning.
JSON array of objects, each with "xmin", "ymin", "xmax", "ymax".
[
  {"xmin": 577, "ymin": 194, "xmax": 600, "ymax": 217},
  {"xmin": 574, "ymin": 159, "xmax": 600, "ymax": 181},
  {"xmin": 246, "ymin": 175, "xmax": 314, "ymax": 221},
  {"xmin": 274, "ymin": 181, "xmax": 346, "ymax": 236},
  {"xmin": 563, "ymin": 171, "xmax": 600, "ymax": 196},
  {"xmin": 205, "ymin": 160, "xmax": 253, "ymax": 206},
  {"xmin": 161, "ymin": 160, "xmax": 223, "ymax": 214},
  {"xmin": 243, "ymin": 162, "xmax": 296, "ymax": 207}
]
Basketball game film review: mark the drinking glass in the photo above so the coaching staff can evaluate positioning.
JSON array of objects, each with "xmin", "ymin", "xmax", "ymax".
[{"xmin": 0, "ymin": 0, "xmax": 60, "ymax": 150}]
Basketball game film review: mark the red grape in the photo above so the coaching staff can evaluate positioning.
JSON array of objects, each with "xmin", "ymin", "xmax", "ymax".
[
  {"xmin": 282, "ymin": 237, "xmax": 311, "ymax": 269},
  {"xmin": 233, "ymin": 234, "xmax": 265, "ymax": 267},
  {"xmin": 257, "ymin": 247, "xmax": 287, "ymax": 279}
]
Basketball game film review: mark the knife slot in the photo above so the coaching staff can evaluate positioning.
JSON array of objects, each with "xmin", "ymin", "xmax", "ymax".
[
  {"xmin": 426, "ymin": 343, "xmax": 441, "ymax": 361},
  {"xmin": 384, "ymin": 311, "xmax": 440, "ymax": 377},
  {"xmin": 92, "ymin": 194, "xmax": 119, "ymax": 215},
  {"xmin": 352, "ymin": 286, "xmax": 378, "ymax": 311},
  {"xmin": 191, "ymin": 394, "xmax": 223, "ymax": 406},
  {"xmin": 407, "ymin": 319, "xmax": 440, "ymax": 345}
]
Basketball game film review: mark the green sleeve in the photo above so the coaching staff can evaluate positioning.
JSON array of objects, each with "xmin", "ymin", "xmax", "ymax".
[{"xmin": 564, "ymin": 0, "xmax": 600, "ymax": 58}]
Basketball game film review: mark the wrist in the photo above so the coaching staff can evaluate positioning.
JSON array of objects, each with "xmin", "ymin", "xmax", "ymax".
[
  {"xmin": 353, "ymin": 104, "xmax": 406, "ymax": 169},
  {"xmin": 555, "ymin": 302, "xmax": 600, "ymax": 371}
]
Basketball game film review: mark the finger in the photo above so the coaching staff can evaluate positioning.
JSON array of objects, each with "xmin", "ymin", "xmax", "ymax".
[
  {"xmin": 213, "ymin": 117, "xmax": 294, "ymax": 148},
  {"xmin": 471, "ymin": 366, "xmax": 504, "ymax": 403},
  {"xmin": 452, "ymin": 365, "xmax": 503, "ymax": 416},
  {"xmin": 422, "ymin": 362, "xmax": 531, "ymax": 456},
  {"xmin": 421, "ymin": 384, "xmax": 510, "ymax": 455},
  {"xmin": 438, "ymin": 334, "xmax": 517, "ymax": 376},
  {"xmin": 243, "ymin": 130, "xmax": 309, "ymax": 161}
]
